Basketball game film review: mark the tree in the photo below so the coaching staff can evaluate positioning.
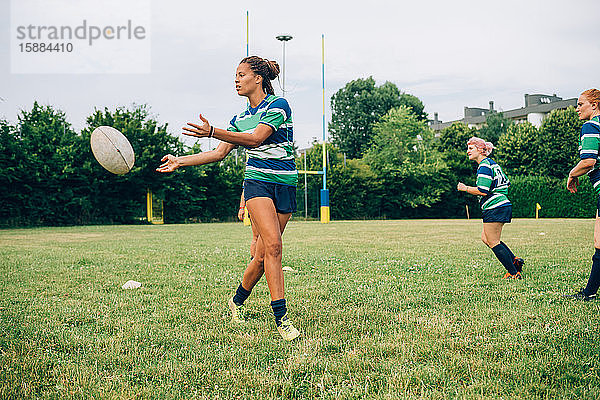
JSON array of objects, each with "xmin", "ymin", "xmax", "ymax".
[
  {"xmin": 364, "ymin": 106, "xmax": 432, "ymax": 168},
  {"xmin": 535, "ymin": 107, "xmax": 583, "ymax": 179},
  {"xmin": 478, "ymin": 112, "xmax": 512, "ymax": 144},
  {"xmin": 0, "ymin": 119, "xmax": 27, "ymax": 225},
  {"xmin": 433, "ymin": 122, "xmax": 481, "ymax": 217},
  {"xmin": 363, "ymin": 106, "xmax": 451, "ymax": 217},
  {"xmin": 328, "ymin": 77, "xmax": 427, "ymax": 159},
  {"xmin": 15, "ymin": 102, "xmax": 83, "ymax": 225},
  {"xmin": 399, "ymin": 93, "xmax": 427, "ymax": 122},
  {"xmin": 80, "ymin": 105, "xmax": 186, "ymax": 223},
  {"xmin": 495, "ymin": 122, "xmax": 538, "ymax": 176}
]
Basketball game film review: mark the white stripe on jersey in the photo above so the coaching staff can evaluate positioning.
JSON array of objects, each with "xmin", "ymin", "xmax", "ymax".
[
  {"xmin": 581, "ymin": 133, "xmax": 600, "ymax": 139},
  {"xmin": 267, "ymin": 108, "xmax": 288, "ymax": 120},
  {"xmin": 247, "ymin": 142, "xmax": 294, "ymax": 160},
  {"xmin": 587, "ymin": 120, "xmax": 600, "ymax": 127},
  {"xmin": 246, "ymin": 165, "xmax": 297, "ymax": 175},
  {"xmin": 581, "ymin": 149, "xmax": 599, "ymax": 154}
]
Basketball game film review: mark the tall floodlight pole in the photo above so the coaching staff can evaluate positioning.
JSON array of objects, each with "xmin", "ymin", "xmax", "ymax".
[
  {"xmin": 275, "ymin": 35, "xmax": 292, "ymax": 97},
  {"xmin": 242, "ymin": 11, "xmax": 252, "ymax": 226},
  {"xmin": 320, "ymin": 34, "xmax": 330, "ymax": 223}
]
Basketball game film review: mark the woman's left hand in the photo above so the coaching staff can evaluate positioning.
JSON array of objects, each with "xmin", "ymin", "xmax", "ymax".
[
  {"xmin": 457, "ymin": 182, "xmax": 467, "ymax": 192},
  {"xmin": 182, "ymin": 114, "xmax": 211, "ymax": 138}
]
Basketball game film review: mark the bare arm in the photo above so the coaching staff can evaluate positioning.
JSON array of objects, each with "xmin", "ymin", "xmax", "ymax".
[
  {"xmin": 156, "ymin": 142, "xmax": 235, "ymax": 173},
  {"xmin": 182, "ymin": 114, "xmax": 274, "ymax": 148},
  {"xmin": 567, "ymin": 158, "xmax": 596, "ymax": 193},
  {"xmin": 457, "ymin": 182, "xmax": 487, "ymax": 196}
]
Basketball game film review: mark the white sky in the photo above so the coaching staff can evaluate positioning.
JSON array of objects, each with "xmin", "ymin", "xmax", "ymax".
[{"xmin": 1, "ymin": 0, "xmax": 599, "ymax": 150}]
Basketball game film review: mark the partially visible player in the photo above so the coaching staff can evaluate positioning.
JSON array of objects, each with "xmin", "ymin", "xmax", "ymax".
[
  {"xmin": 564, "ymin": 88, "xmax": 600, "ymax": 301},
  {"xmin": 457, "ymin": 137, "xmax": 525, "ymax": 279}
]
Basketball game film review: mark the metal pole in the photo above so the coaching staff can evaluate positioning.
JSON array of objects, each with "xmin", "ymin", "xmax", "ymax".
[
  {"xmin": 282, "ymin": 40, "xmax": 286, "ymax": 97},
  {"xmin": 320, "ymin": 34, "xmax": 330, "ymax": 223},
  {"xmin": 304, "ymin": 151, "xmax": 308, "ymax": 219},
  {"xmin": 276, "ymin": 35, "xmax": 292, "ymax": 97},
  {"xmin": 322, "ymin": 34, "xmax": 326, "ymax": 190},
  {"xmin": 246, "ymin": 11, "xmax": 249, "ymax": 57}
]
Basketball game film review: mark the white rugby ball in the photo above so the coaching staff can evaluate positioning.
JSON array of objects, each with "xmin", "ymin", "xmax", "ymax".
[{"xmin": 90, "ymin": 126, "xmax": 135, "ymax": 175}]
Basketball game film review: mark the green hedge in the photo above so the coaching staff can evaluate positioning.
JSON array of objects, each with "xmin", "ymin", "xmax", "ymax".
[{"xmin": 509, "ymin": 175, "xmax": 596, "ymax": 218}]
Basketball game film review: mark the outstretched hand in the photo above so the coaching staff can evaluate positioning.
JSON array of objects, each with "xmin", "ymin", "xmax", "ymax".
[
  {"xmin": 566, "ymin": 175, "xmax": 579, "ymax": 193},
  {"xmin": 457, "ymin": 182, "xmax": 467, "ymax": 192},
  {"xmin": 182, "ymin": 114, "xmax": 211, "ymax": 138},
  {"xmin": 156, "ymin": 154, "xmax": 181, "ymax": 173}
]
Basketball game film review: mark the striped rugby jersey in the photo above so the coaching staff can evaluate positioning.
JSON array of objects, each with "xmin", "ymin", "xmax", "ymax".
[
  {"xmin": 476, "ymin": 158, "xmax": 511, "ymax": 211},
  {"xmin": 578, "ymin": 115, "xmax": 600, "ymax": 194},
  {"xmin": 228, "ymin": 94, "xmax": 297, "ymax": 186}
]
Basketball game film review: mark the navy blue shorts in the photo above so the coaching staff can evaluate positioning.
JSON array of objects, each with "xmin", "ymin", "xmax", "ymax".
[
  {"xmin": 482, "ymin": 205, "xmax": 512, "ymax": 223},
  {"xmin": 243, "ymin": 179, "xmax": 297, "ymax": 214}
]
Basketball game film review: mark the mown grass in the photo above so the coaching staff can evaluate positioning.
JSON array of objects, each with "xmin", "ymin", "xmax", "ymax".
[{"xmin": 1, "ymin": 219, "xmax": 599, "ymax": 399}]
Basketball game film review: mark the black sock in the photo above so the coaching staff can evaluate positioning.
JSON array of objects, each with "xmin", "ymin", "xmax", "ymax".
[
  {"xmin": 232, "ymin": 284, "xmax": 251, "ymax": 306},
  {"xmin": 492, "ymin": 244, "xmax": 518, "ymax": 275},
  {"xmin": 500, "ymin": 241, "xmax": 516, "ymax": 261},
  {"xmin": 584, "ymin": 249, "xmax": 600, "ymax": 296},
  {"xmin": 271, "ymin": 299, "xmax": 287, "ymax": 327}
]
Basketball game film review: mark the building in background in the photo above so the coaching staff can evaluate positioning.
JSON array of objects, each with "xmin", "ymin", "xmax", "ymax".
[{"xmin": 429, "ymin": 93, "xmax": 577, "ymax": 132}]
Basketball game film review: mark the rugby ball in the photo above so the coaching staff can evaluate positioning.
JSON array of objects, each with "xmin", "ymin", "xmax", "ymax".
[{"xmin": 90, "ymin": 126, "xmax": 135, "ymax": 175}]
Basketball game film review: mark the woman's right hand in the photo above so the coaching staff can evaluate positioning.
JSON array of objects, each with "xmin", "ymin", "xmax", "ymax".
[
  {"xmin": 156, "ymin": 154, "xmax": 181, "ymax": 173},
  {"xmin": 457, "ymin": 182, "xmax": 467, "ymax": 192},
  {"xmin": 238, "ymin": 207, "xmax": 245, "ymax": 221},
  {"xmin": 566, "ymin": 175, "xmax": 579, "ymax": 193}
]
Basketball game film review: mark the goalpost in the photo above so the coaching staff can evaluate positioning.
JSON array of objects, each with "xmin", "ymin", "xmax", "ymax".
[
  {"xmin": 146, "ymin": 189, "xmax": 164, "ymax": 224},
  {"xmin": 297, "ymin": 34, "xmax": 330, "ymax": 223}
]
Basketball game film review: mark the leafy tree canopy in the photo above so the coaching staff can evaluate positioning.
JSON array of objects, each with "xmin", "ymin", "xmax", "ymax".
[{"xmin": 328, "ymin": 77, "xmax": 427, "ymax": 159}]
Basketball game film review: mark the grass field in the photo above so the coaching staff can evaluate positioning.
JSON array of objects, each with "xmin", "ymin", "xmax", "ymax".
[{"xmin": 1, "ymin": 219, "xmax": 600, "ymax": 399}]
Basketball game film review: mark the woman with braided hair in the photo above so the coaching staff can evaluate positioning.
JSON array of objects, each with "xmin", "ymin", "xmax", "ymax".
[
  {"xmin": 457, "ymin": 137, "xmax": 525, "ymax": 280},
  {"xmin": 564, "ymin": 89, "xmax": 600, "ymax": 301},
  {"xmin": 157, "ymin": 56, "xmax": 300, "ymax": 340}
]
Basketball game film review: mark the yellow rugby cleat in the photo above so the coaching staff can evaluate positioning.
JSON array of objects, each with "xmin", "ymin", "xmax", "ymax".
[
  {"xmin": 277, "ymin": 314, "xmax": 300, "ymax": 341},
  {"xmin": 228, "ymin": 297, "xmax": 245, "ymax": 323}
]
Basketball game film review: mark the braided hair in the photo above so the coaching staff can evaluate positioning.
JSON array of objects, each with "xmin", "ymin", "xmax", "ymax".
[{"xmin": 240, "ymin": 56, "xmax": 280, "ymax": 95}]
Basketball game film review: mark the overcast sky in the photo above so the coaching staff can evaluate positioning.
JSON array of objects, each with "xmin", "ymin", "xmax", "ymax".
[{"xmin": 1, "ymin": 0, "xmax": 599, "ymax": 150}]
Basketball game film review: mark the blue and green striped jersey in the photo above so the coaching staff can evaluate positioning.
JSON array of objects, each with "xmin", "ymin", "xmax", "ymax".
[
  {"xmin": 476, "ymin": 158, "xmax": 511, "ymax": 211},
  {"xmin": 578, "ymin": 115, "xmax": 600, "ymax": 194},
  {"xmin": 228, "ymin": 94, "xmax": 297, "ymax": 186}
]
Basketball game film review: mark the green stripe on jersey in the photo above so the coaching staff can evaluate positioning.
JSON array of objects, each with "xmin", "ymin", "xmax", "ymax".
[
  {"xmin": 228, "ymin": 94, "xmax": 298, "ymax": 186},
  {"xmin": 245, "ymin": 170, "xmax": 297, "ymax": 186},
  {"xmin": 477, "ymin": 158, "xmax": 511, "ymax": 211}
]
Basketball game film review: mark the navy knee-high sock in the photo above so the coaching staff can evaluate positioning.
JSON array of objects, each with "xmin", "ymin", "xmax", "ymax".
[
  {"xmin": 232, "ymin": 284, "xmax": 251, "ymax": 306},
  {"xmin": 500, "ymin": 241, "xmax": 515, "ymax": 261},
  {"xmin": 584, "ymin": 249, "xmax": 600, "ymax": 296},
  {"xmin": 491, "ymin": 244, "xmax": 518, "ymax": 275},
  {"xmin": 271, "ymin": 299, "xmax": 287, "ymax": 327}
]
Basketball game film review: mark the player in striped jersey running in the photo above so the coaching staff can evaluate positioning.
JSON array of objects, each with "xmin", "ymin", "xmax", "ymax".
[
  {"xmin": 564, "ymin": 89, "xmax": 600, "ymax": 301},
  {"xmin": 457, "ymin": 137, "xmax": 525, "ymax": 279},
  {"xmin": 157, "ymin": 56, "xmax": 300, "ymax": 340}
]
